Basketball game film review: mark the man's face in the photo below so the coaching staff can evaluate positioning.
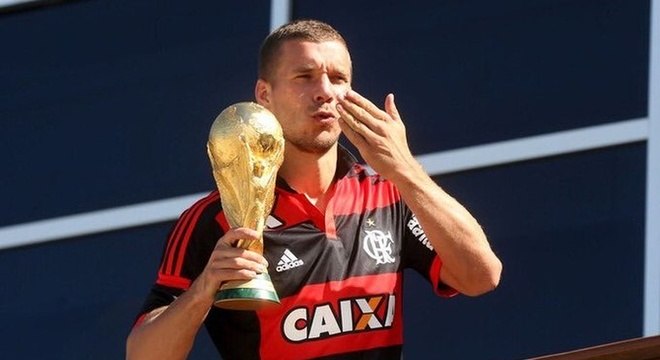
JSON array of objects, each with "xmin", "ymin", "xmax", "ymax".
[{"xmin": 258, "ymin": 40, "xmax": 352, "ymax": 154}]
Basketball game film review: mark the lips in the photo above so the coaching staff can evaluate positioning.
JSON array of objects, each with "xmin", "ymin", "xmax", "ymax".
[{"xmin": 312, "ymin": 110, "xmax": 337, "ymax": 122}]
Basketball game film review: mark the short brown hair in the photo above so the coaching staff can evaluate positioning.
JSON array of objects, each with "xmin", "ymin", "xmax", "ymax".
[{"xmin": 258, "ymin": 19, "xmax": 348, "ymax": 81}]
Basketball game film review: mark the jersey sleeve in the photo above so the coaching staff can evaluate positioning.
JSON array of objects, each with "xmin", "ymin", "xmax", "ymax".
[
  {"xmin": 401, "ymin": 205, "xmax": 458, "ymax": 297},
  {"xmin": 133, "ymin": 192, "xmax": 224, "ymax": 326}
]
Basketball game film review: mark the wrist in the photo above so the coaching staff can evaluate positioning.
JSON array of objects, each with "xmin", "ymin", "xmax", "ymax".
[
  {"xmin": 386, "ymin": 159, "xmax": 428, "ymax": 186},
  {"xmin": 187, "ymin": 275, "xmax": 219, "ymax": 308}
]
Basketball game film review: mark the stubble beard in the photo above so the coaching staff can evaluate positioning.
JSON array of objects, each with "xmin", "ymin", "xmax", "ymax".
[{"xmin": 286, "ymin": 126, "xmax": 340, "ymax": 155}]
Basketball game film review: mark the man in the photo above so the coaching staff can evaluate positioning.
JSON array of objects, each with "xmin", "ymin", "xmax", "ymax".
[{"xmin": 126, "ymin": 19, "xmax": 501, "ymax": 359}]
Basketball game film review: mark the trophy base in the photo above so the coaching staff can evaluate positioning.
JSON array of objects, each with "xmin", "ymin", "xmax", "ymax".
[{"xmin": 214, "ymin": 272, "xmax": 280, "ymax": 311}]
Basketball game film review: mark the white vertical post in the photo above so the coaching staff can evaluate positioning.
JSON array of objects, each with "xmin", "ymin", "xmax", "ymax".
[
  {"xmin": 645, "ymin": 0, "xmax": 660, "ymax": 337},
  {"xmin": 270, "ymin": 0, "xmax": 291, "ymax": 32}
]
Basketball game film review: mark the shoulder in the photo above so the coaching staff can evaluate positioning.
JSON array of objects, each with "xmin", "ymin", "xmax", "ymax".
[
  {"xmin": 343, "ymin": 163, "xmax": 398, "ymax": 192},
  {"xmin": 181, "ymin": 190, "xmax": 221, "ymax": 216},
  {"xmin": 334, "ymin": 164, "xmax": 403, "ymax": 215},
  {"xmin": 173, "ymin": 191, "xmax": 224, "ymax": 233},
  {"xmin": 158, "ymin": 191, "xmax": 224, "ymax": 283}
]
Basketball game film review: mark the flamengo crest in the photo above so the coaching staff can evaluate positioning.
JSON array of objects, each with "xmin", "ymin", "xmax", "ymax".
[{"xmin": 362, "ymin": 230, "xmax": 395, "ymax": 264}]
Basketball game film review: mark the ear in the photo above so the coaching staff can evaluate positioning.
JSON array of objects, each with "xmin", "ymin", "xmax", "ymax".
[{"xmin": 255, "ymin": 79, "xmax": 272, "ymax": 107}]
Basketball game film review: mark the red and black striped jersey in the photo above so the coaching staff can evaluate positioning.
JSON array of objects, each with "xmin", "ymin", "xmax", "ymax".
[{"xmin": 136, "ymin": 148, "xmax": 456, "ymax": 359}]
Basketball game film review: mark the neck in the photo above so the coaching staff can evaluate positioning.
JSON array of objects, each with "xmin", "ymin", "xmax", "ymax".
[{"xmin": 278, "ymin": 143, "xmax": 338, "ymax": 210}]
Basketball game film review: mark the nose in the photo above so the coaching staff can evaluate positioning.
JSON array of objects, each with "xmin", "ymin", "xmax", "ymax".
[{"xmin": 314, "ymin": 74, "xmax": 334, "ymax": 104}]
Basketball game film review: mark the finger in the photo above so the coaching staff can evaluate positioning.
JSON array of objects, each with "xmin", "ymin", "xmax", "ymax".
[
  {"xmin": 337, "ymin": 102, "xmax": 380, "ymax": 139},
  {"xmin": 209, "ymin": 268, "xmax": 259, "ymax": 282},
  {"xmin": 218, "ymin": 227, "xmax": 260, "ymax": 247},
  {"xmin": 210, "ymin": 252, "xmax": 268, "ymax": 274},
  {"xmin": 208, "ymin": 248, "xmax": 268, "ymax": 273},
  {"xmin": 337, "ymin": 101, "xmax": 386, "ymax": 143},
  {"xmin": 339, "ymin": 92, "xmax": 393, "ymax": 136},
  {"xmin": 215, "ymin": 228, "xmax": 268, "ymax": 268},
  {"xmin": 214, "ymin": 246, "xmax": 268, "ymax": 267},
  {"xmin": 344, "ymin": 89, "xmax": 390, "ymax": 121},
  {"xmin": 384, "ymin": 93, "xmax": 401, "ymax": 121},
  {"xmin": 338, "ymin": 98, "xmax": 383, "ymax": 135},
  {"xmin": 338, "ymin": 116, "xmax": 368, "ymax": 149}
]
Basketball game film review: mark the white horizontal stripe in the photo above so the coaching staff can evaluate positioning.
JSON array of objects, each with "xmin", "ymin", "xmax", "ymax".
[
  {"xmin": 644, "ymin": 0, "xmax": 660, "ymax": 337},
  {"xmin": 0, "ymin": 192, "xmax": 209, "ymax": 250},
  {"xmin": 417, "ymin": 118, "xmax": 648, "ymax": 175},
  {"xmin": 0, "ymin": 0, "xmax": 36, "ymax": 7},
  {"xmin": 0, "ymin": 119, "xmax": 649, "ymax": 250}
]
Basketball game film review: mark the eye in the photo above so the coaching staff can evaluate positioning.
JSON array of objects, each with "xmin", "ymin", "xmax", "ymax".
[{"xmin": 331, "ymin": 75, "xmax": 348, "ymax": 84}]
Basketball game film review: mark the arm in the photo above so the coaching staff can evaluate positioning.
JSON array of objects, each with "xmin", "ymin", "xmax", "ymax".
[
  {"xmin": 337, "ymin": 90, "xmax": 502, "ymax": 296},
  {"xmin": 126, "ymin": 228, "xmax": 268, "ymax": 360}
]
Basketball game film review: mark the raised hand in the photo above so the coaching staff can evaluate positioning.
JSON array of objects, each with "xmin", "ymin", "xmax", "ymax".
[{"xmin": 336, "ymin": 90, "xmax": 421, "ymax": 182}]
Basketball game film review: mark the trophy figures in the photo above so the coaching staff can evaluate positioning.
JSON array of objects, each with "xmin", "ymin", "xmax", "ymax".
[{"xmin": 207, "ymin": 102, "xmax": 284, "ymax": 310}]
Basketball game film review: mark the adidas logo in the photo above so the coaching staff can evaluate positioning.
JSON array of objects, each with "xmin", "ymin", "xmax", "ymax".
[{"xmin": 276, "ymin": 249, "xmax": 304, "ymax": 272}]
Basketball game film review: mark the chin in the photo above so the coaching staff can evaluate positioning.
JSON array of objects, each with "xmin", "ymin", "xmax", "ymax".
[{"xmin": 290, "ymin": 138, "xmax": 338, "ymax": 155}]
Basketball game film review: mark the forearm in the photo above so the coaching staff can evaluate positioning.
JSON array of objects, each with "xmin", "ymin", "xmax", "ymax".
[
  {"xmin": 126, "ymin": 281, "xmax": 215, "ymax": 360},
  {"xmin": 335, "ymin": 90, "xmax": 501, "ymax": 294},
  {"xmin": 392, "ymin": 162, "xmax": 502, "ymax": 296}
]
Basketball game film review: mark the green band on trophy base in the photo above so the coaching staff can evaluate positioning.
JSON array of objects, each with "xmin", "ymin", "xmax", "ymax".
[{"xmin": 214, "ymin": 272, "xmax": 280, "ymax": 311}]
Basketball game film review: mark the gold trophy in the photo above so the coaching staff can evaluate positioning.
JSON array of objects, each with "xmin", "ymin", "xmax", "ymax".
[{"xmin": 207, "ymin": 102, "xmax": 284, "ymax": 310}]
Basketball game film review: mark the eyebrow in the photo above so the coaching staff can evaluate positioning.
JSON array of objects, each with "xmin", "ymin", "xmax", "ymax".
[
  {"xmin": 291, "ymin": 63, "xmax": 351, "ymax": 78},
  {"xmin": 292, "ymin": 63, "xmax": 318, "ymax": 73}
]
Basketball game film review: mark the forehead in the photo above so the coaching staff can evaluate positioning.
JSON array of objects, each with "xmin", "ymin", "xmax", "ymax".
[{"xmin": 274, "ymin": 40, "xmax": 352, "ymax": 75}]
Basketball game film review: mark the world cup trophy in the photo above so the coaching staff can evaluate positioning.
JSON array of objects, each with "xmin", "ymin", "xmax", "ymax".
[{"xmin": 207, "ymin": 102, "xmax": 284, "ymax": 310}]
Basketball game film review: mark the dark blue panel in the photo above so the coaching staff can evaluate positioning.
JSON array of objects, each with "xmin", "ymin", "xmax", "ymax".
[
  {"xmin": 402, "ymin": 143, "xmax": 646, "ymax": 359},
  {"xmin": 0, "ymin": 222, "xmax": 214, "ymax": 359},
  {"xmin": 0, "ymin": 1, "xmax": 269, "ymax": 225},
  {"xmin": 295, "ymin": 0, "xmax": 649, "ymax": 155}
]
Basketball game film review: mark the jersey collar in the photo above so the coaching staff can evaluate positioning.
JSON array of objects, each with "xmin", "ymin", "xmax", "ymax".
[{"xmin": 276, "ymin": 145, "xmax": 359, "ymax": 192}]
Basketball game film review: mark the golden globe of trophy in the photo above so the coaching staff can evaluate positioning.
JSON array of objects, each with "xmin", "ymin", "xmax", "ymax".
[{"xmin": 207, "ymin": 102, "xmax": 284, "ymax": 310}]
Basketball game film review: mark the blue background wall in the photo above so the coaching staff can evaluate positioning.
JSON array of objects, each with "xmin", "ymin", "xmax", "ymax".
[{"xmin": 0, "ymin": 1, "xmax": 650, "ymax": 359}]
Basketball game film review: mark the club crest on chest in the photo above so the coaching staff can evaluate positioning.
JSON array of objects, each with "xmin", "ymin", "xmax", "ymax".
[{"xmin": 361, "ymin": 218, "xmax": 395, "ymax": 265}]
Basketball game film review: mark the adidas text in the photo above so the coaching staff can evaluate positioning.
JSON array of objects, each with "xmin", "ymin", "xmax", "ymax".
[{"xmin": 276, "ymin": 259, "xmax": 304, "ymax": 272}]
